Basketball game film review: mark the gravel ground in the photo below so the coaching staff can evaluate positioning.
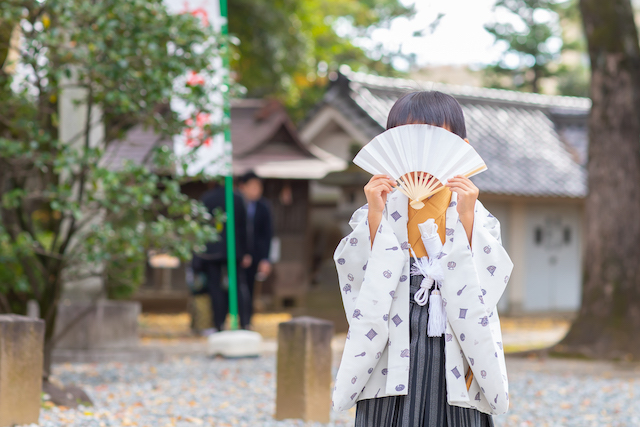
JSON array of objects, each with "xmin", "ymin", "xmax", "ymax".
[{"xmin": 24, "ymin": 355, "xmax": 640, "ymax": 427}]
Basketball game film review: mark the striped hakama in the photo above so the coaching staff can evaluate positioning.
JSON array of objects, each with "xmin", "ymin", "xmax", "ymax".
[{"xmin": 354, "ymin": 261, "xmax": 494, "ymax": 427}]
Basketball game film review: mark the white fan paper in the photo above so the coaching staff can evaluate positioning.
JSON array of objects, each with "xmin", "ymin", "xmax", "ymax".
[{"xmin": 353, "ymin": 124, "xmax": 487, "ymax": 209}]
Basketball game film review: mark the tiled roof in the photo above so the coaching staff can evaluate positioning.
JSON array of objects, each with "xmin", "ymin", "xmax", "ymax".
[
  {"xmin": 104, "ymin": 99, "xmax": 344, "ymax": 179},
  {"xmin": 319, "ymin": 69, "xmax": 590, "ymax": 198}
]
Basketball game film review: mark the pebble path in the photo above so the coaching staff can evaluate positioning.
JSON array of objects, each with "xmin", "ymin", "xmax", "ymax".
[{"xmin": 21, "ymin": 355, "xmax": 640, "ymax": 427}]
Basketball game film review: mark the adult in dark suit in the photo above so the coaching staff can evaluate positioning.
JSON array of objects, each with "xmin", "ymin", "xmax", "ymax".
[
  {"xmin": 238, "ymin": 172, "xmax": 273, "ymax": 326},
  {"xmin": 200, "ymin": 181, "xmax": 252, "ymax": 332}
]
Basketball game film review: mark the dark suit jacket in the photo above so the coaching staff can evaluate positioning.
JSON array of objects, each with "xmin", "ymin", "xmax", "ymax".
[
  {"xmin": 201, "ymin": 186, "xmax": 248, "ymax": 261},
  {"xmin": 246, "ymin": 197, "xmax": 273, "ymax": 263}
]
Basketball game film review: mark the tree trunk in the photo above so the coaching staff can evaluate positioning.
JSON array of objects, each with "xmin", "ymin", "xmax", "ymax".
[{"xmin": 555, "ymin": 0, "xmax": 640, "ymax": 359}]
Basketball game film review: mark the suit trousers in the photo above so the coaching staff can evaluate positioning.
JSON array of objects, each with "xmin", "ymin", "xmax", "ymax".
[
  {"xmin": 204, "ymin": 260, "xmax": 250, "ymax": 330},
  {"xmin": 242, "ymin": 262, "xmax": 259, "ymax": 324}
]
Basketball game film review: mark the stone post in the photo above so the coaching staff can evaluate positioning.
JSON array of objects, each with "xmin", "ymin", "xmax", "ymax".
[
  {"xmin": 0, "ymin": 315, "xmax": 45, "ymax": 427},
  {"xmin": 275, "ymin": 316, "xmax": 333, "ymax": 423}
]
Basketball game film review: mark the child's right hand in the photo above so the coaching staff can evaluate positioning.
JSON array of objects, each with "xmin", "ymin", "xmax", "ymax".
[{"xmin": 364, "ymin": 175, "xmax": 396, "ymax": 214}]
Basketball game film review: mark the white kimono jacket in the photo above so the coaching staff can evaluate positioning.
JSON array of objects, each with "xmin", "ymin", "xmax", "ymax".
[{"xmin": 332, "ymin": 191, "xmax": 514, "ymax": 415}]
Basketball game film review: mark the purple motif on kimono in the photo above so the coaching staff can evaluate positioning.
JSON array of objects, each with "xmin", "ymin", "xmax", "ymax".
[
  {"xmin": 337, "ymin": 258, "xmax": 346, "ymax": 265},
  {"xmin": 487, "ymin": 265, "xmax": 497, "ymax": 276},
  {"xmin": 352, "ymin": 309, "xmax": 363, "ymax": 319},
  {"xmin": 350, "ymin": 393, "xmax": 357, "ymax": 400},
  {"xmin": 351, "ymin": 376, "xmax": 357, "ymax": 384},
  {"xmin": 368, "ymin": 368, "xmax": 373, "ymax": 374},
  {"xmin": 392, "ymin": 314, "xmax": 403, "ymax": 326},
  {"xmin": 355, "ymin": 352, "xmax": 365, "ymax": 357},
  {"xmin": 400, "ymin": 275, "xmax": 408, "ymax": 282},
  {"xmin": 494, "ymin": 394, "xmax": 498, "ymax": 403},
  {"xmin": 469, "ymin": 357, "xmax": 474, "ymax": 365},
  {"xmin": 449, "ymin": 201, "xmax": 457, "ymax": 207},
  {"xmin": 386, "ymin": 246, "xmax": 399, "ymax": 251},
  {"xmin": 481, "ymin": 288, "xmax": 487, "ymax": 296},
  {"xmin": 349, "ymin": 237, "xmax": 358, "ymax": 246},
  {"xmin": 395, "ymin": 385, "xmax": 405, "ymax": 392},
  {"xmin": 504, "ymin": 275, "xmax": 510, "ymax": 284},
  {"xmin": 383, "ymin": 270, "xmax": 392, "ymax": 279},
  {"xmin": 347, "ymin": 273, "xmax": 354, "ymax": 281},
  {"xmin": 383, "ymin": 314, "xmax": 388, "ymax": 321},
  {"xmin": 401, "ymin": 241, "xmax": 409, "ymax": 250},
  {"xmin": 365, "ymin": 329, "xmax": 378, "ymax": 340},
  {"xmin": 460, "ymin": 333, "xmax": 466, "ymax": 341},
  {"xmin": 451, "ymin": 367, "xmax": 462, "ymax": 379},
  {"xmin": 400, "ymin": 348, "xmax": 410, "ymax": 358},
  {"xmin": 474, "ymin": 392, "xmax": 481, "ymax": 401},
  {"xmin": 446, "ymin": 228, "xmax": 455, "ymax": 236},
  {"xmin": 389, "ymin": 290, "xmax": 395, "ymax": 297},
  {"xmin": 459, "ymin": 308, "xmax": 468, "ymax": 319},
  {"xmin": 497, "ymin": 341, "xmax": 503, "ymax": 350},
  {"xmin": 483, "ymin": 245, "xmax": 492, "ymax": 254},
  {"xmin": 391, "ymin": 211, "xmax": 402, "ymax": 221},
  {"xmin": 478, "ymin": 294, "xmax": 484, "ymax": 304},
  {"xmin": 445, "ymin": 333, "xmax": 453, "ymax": 342},
  {"xmin": 381, "ymin": 368, "xmax": 388, "ymax": 375},
  {"xmin": 375, "ymin": 351, "xmax": 381, "ymax": 359},
  {"xmin": 436, "ymin": 252, "xmax": 447, "ymax": 259},
  {"xmin": 447, "ymin": 261, "xmax": 456, "ymax": 270},
  {"xmin": 363, "ymin": 262, "xmax": 368, "ymax": 271},
  {"xmin": 343, "ymin": 284, "xmax": 352, "ymax": 293},
  {"xmin": 478, "ymin": 316, "xmax": 489, "ymax": 327},
  {"xmin": 481, "ymin": 370, "xmax": 487, "ymax": 379}
]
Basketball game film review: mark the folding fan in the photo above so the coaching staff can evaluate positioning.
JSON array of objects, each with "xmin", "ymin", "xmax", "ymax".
[{"xmin": 353, "ymin": 124, "xmax": 487, "ymax": 209}]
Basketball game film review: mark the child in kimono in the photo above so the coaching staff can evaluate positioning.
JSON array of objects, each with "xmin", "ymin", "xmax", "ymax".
[{"xmin": 332, "ymin": 91, "xmax": 514, "ymax": 427}]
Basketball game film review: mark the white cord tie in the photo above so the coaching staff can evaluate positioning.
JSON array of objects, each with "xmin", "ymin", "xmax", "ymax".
[{"xmin": 408, "ymin": 226, "xmax": 447, "ymax": 337}]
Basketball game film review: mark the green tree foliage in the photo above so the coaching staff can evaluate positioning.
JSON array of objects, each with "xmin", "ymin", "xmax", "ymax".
[
  {"xmin": 0, "ymin": 0, "xmax": 221, "ymax": 373},
  {"xmin": 484, "ymin": 0, "xmax": 589, "ymax": 96},
  {"xmin": 228, "ymin": 0, "xmax": 415, "ymax": 121},
  {"xmin": 484, "ymin": 0, "xmax": 562, "ymax": 93},
  {"xmin": 552, "ymin": 0, "xmax": 589, "ymax": 97}
]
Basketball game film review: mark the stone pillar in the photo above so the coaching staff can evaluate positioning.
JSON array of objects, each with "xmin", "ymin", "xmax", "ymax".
[
  {"xmin": 275, "ymin": 316, "xmax": 333, "ymax": 423},
  {"xmin": 0, "ymin": 315, "xmax": 45, "ymax": 427}
]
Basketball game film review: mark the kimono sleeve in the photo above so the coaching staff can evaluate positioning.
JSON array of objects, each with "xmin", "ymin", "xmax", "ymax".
[
  {"xmin": 332, "ymin": 204, "xmax": 406, "ymax": 411},
  {"xmin": 333, "ymin": 205, "xmax": 371, "ymax": 324},
  {"xmin": 470, "ymin": 202, "xmax": 514, "ymax": 310}
]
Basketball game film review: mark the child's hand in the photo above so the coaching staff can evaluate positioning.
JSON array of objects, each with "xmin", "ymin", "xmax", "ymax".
[
  {"xmin": 364, "ymin": 175, "xmax": 396, "ymax": 214},
  {"xmin": 445, "ymin": 175, "xmax": 479, "ymax": 218},
  {"xmin": 446, "ymin": 175, "xmax": 478, "ymax": 246}
]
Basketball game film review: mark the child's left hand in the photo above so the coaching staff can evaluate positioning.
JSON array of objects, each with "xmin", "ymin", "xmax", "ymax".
[{"xmin": 445, "ymin": 175, "xmax": 479, "ymax": 218}]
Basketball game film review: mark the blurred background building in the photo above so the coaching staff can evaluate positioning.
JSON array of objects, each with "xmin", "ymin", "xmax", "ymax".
[
  {"xmin": 301, "ymin": 70, "xmax": 589, "ymax": 319},
  {"xmin": 103, "ymin": 69, "xmax": 590, "ymax": 333}
]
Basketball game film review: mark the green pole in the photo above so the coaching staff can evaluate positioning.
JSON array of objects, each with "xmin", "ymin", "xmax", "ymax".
[{"xmin": 219, "ymin": 0, "xmax": 238, "ymax": 330}]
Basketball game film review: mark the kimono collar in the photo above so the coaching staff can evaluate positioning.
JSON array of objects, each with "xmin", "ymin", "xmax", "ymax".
[
  {"xmin": 384, "ymin": 190, "xmax": 459, "ymax": 259},
  {"xmin": 407, "ymin": 188, "xmax": 452, "ymax": 257}
]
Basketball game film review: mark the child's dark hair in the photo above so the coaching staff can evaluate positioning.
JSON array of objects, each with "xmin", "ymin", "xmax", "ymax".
[{"xmin": 386, "ymin": 91, "xmax": 467, "ymax": 139}]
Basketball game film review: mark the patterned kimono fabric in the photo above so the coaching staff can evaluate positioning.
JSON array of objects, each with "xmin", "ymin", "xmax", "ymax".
[{"xmin": 354, "ymin": 188, "xmax": 494, "ymax": 427}]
